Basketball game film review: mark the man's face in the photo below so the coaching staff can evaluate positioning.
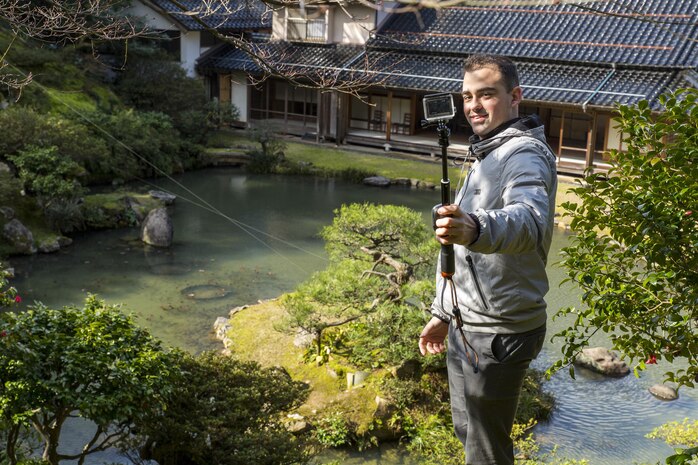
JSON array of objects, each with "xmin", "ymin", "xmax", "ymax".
[{"xmin": 461, "ymin": 66, "xmax": 522, "ymax": 137}]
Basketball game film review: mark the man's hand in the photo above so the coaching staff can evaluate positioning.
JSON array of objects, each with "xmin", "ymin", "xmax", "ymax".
[
  {"xmin": 419, "ymin": 317, "xmax": 450, "ymax": 355},
  {"xmin": 434, "ymin": 205, "xmax": 479, "ymax": 246}
]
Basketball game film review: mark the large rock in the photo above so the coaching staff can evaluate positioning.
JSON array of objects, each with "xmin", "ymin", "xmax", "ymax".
[
  {"xmin": 141, "ymin": 208, "xmax": 173, "ymax": 248},
  {"xmin": 649, "ymin": 384, "xmax": 679, "ymax": 401},
  {"xmin": 3, "ymin": 219, "xmax": 36, "ymax": 254},
  {"xmin": 574, "ymin": 347, "xmax": 630, "ymax": 377},
  {"xmin": 38, "ymin": 238, "xmax": 61, "ymax": 253}
]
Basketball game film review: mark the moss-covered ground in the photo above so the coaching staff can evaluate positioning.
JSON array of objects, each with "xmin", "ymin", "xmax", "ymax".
[{"xmin": 225, "ymin": 299, "xmax": 381, "ymax": 431}]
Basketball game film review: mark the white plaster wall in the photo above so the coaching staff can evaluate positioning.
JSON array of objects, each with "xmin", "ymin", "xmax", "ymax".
[
  {"xmin": 606, "ymin": 118, "xmax": 624, "ymax": 151},
  {"xmin": 230, "ymin": 72, "xmax": 249, "ymax": 123},
  {"xmin": 127, "ymin": 2, "xmax": 180, "ymax": 30},
  {"xmin": 180, "ymin": 31, "xmax": 201, "ymax": 77},
  {"xmin": 272, "ymin": 9, "xmax": 286, "ymax": 40},
  {"xmin": 332, "ymin": 5, "xmax": 375, "ymax": 44}
]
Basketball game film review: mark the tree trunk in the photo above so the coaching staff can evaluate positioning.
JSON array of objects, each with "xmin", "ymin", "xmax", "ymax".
[
  {"xmin": 43, "ymin": 420, "xmax": 64, "ymax": 465},
  {"xmin": 6, "ymin": 424, "xmax": 19, "ymax": 465},
  {"xmin": 315, "ymin": 329, "xmax": 323, "ymax": 357}
]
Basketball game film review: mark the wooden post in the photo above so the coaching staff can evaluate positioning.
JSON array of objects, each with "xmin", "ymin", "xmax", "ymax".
[
  {"xmin": 386, "ymin": 91, "xmax": 393, "ymax": 142},
  {"xmin": 586, "ymin": 111, "xmax": 597, "ymax": 172},
  {"xmin": 284, "ymin": 82, "xmax": 288, "ymax": 132},
  {"xmin": 410, "ymin": 94, "xmax": 417, "ymax": 135},
  {"xmin": 558, "ymin": 110, "xmax": 565, "ymax": 162},
  {"xmin": 219, "ymin": 74, "xmax": 231, "ymax": 103}
]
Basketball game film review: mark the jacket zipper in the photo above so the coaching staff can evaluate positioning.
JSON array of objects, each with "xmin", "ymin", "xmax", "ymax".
[{"xmin": 466, "ymin": 255, "xmax": 489, "ymax": 311}]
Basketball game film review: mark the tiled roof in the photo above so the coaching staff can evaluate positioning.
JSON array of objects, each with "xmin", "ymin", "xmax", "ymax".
[
  {"xmin": 199, "ymin": 43, "xmax": 684, "ymax": 109},
  {"xmin": 149, "ymin": 0, "xmax": 270, "ymax": 31},
  {"xmin": 198, "ymin": 42, "xmax": 365, "ymax": 74},
  {"xmin": 370, "ymin": 0, "xmax": 698, "ymax": 68},
  {"xmin": 362, "ymin": 51, "xmax": 678, "ymax": 109}
]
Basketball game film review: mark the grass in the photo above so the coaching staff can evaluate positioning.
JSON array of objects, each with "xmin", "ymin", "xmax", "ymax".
[{"xmin": 207, "ymin": 128, "xmax": 464, "ymax": 186}]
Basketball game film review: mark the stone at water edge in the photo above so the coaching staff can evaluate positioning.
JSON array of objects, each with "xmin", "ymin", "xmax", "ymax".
[
  {"xmin": 213, "ymin": 316, "xmax": 231, "ymax": 340},
  {"xmin": 573, "ymin": 347, "xmax": 630, "ymax": 377},
  {"xmin": 149, "ymin": 190, "xmax": 177, "ymax": 205},
  {"xmin": 141, "ymin": 208, "xmax": 173, "ymax": 248},
  {"xmin": 363, "ymin": 176, "xmax": 391, "ymax": 187},
  {"xmin": 2, "ymin": 219, "xmax": 36, "ymax": 255}
]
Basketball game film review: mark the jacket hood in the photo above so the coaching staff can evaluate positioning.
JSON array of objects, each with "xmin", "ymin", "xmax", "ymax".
[{"xmin": 469, "ymin": 114, "xmax": 547, "ymax": 160}]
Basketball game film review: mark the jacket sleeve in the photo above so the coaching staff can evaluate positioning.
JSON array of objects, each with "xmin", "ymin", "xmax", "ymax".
[{"xmin": 467, "ymin": 145, "xmax": 555, "ymax": 255}]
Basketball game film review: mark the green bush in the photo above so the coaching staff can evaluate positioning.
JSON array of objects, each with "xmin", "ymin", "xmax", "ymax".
[
  {"xmin": 245, "ymin": 124, "xmax": 287, "ymax": 173},
  {"xmin": 113, "ymin": 45, "xmax": 209, "ymax": 140},
  {"xmin": 553, "ymin": 89, "xmax": 698, "ymax": 388},
  {"xmin": 8, "ymin": 145, "xmax": 84, "ymax": 199},
  {"xmin": 0, "ymin": 107, "xmax": 42, "ymax": 158},
  {"xmin": 38, "ymin": 115, "xmax": 111, "ymax": 183},
  {"xmin": 314, "ymin": 412, "xmax": 354, "ymax": 448},
  {"xmin": 129, "ymin": 351, "xmax": 310, "ymax": 465},
  {"xmin": 0, "ymin": 106, "xmax": 113, "ymax": 184},
  {"xmin": 0, "ymin": 262, "xmax": 19, "ymax": 309},
  {"xmin": 0, "ymin": 296, "xmax": 174, "ymax": 465},
  {"xmin": 42, "ymin": 198, "xmax": 84, "ymax": 233},
  {"xmin": 87, "ymin": 109, "xmax": 198, "ymax": 180},
  {"xmin": 205, "ymin": 99, "xmax": 240, "ymax": 130},
  {"xmin": 8, "ymin": 146, "xmax": 85, "ymax": 233}
]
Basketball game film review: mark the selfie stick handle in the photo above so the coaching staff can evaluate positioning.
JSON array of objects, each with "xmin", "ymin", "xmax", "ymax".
[{"xmin": 437, "ymin": 121, "xmax": 455, "ymax": 278}]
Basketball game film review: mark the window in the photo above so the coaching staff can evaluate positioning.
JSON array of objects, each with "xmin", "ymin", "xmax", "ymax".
[{"xmin": 287, "ymin": 7, "xmax": 328, "ymax": 43}]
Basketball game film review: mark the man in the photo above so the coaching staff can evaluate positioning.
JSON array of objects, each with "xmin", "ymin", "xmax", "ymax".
[{"xmin": 418, "ymin": 54, "xmax": 557, "ymax": 465}]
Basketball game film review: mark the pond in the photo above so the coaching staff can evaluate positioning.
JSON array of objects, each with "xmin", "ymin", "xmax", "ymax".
[{"xmin": 9, "ymin": 168, "xmax": 697, "ymax": 465}]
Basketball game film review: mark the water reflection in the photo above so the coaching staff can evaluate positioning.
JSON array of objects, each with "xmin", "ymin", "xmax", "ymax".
[{"xmin": 8, "ymin": 169, "xmax": 697, "ymax": 465}]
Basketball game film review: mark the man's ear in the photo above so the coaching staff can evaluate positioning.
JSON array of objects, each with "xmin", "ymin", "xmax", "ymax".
[{"xmin": 511, "ymin": 86, "xmax": 523, "ymax": 107}]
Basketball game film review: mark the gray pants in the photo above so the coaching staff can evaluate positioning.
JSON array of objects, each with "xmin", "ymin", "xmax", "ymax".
[{"xmin": 447, "ymin": 324, "xmax": 546, "ymax": 465}]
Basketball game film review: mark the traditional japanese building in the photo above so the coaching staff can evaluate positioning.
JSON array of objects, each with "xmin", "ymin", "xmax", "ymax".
[{"xmin": 141, "ymin": 0, "xmax": 698, "ymax": 175}]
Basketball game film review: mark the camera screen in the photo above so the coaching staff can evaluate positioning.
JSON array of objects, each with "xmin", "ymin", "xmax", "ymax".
[
  {"xmin": 427, "ymin": 99, "xmax": 452, "ymax": 117},
  {"xmin": 423, "ymin": 93, "xmax": 455, "ymax": 121}
]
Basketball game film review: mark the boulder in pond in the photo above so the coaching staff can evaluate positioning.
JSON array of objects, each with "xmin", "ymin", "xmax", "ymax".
[
  {"xmin": 38, "ymin": 238, "xmax": 61, "ymax": 253},
  {"xmin": 141, "ymin": 208, "xmax": 173, "ymax": 248},
  {"xmin": 574, "ymin": 347, "xmax": 630, "ymax": 377},
  {"xmin": 3, "ymin": 219, "xmax": 36, "ymax": 254},
  {"xmin": 649, "ymin": 384, "xmax": 678, "ymax": 401}
]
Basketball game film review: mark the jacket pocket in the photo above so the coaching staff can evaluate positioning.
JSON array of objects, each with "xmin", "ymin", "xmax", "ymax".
[{"xmin": 466, "ymin": 255, "xmax": 489, "ymax": 311}]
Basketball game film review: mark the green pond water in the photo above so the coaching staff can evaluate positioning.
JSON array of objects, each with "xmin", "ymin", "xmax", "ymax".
[{"xmin": 8, "ymin": 168, "xmax": 697, "ymax": 465}]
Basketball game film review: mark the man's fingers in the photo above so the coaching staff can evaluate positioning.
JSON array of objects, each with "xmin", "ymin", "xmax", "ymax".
[
  {"xmin": 419, "ymin": 337, "xmax": 445, "ymax": 355},
  {"xmin": 438, "ymin": 205, "xmax": 462, "ymax": 216},
  {"xmin": 418, "ymin": 338, "xmax": 427, "ymax": 356}
]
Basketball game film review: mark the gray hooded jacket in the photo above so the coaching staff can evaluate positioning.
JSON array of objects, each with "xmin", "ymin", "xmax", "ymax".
[{"xmin": 431, "ymin": 115, "xmax": 557, "ymax": 334}]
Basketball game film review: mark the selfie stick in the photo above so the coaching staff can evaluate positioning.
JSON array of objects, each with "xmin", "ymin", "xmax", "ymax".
[
  {"xmin": 435, "ymin": 122, "xmax": 455, "ymax": 278},
  {"xmin": 422, "ymin": 93, "xmax": 457, "ymax": 279}
]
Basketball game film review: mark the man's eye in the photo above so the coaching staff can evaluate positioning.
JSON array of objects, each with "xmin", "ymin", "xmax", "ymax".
[{"xmin": 463, "ymin": 95, "xmax": 472, "ymax": 101}]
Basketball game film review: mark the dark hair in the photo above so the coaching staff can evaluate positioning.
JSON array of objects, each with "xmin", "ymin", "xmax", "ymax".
[{"xmin": 463, "ymin": 54, "xmax": 519, "ymax": 91}]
